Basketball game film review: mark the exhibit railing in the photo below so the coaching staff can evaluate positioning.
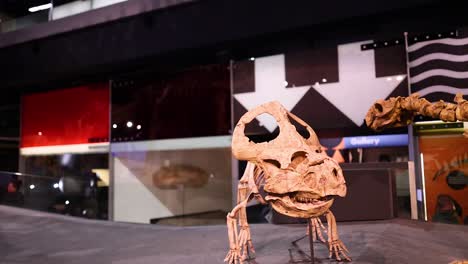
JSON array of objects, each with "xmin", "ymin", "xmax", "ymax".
[{"xmin": 4, "ymin": 162, "xmax": 452, "ymax": 225}]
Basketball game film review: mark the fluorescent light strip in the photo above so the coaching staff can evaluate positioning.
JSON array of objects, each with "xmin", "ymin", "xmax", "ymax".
[
  {"xmin": 29, "ymin": 3, "xmax": 52, "ymax": 12},
  {"xmin": 111, "ymin": 135, "xmax": 232, "ymax": 153},
  {"xmin": 414, "ymin": 120, "xmax": 461, "ymax": 125},
  {"xmin": 420, "ymin": 153, "xmax": 428, "ymax": 221},
  {"xmin": 20, "ymin": 142, "xmax": 109, "ymax": 156}
]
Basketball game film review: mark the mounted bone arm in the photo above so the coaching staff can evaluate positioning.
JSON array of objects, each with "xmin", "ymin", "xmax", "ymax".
[{"xmin": 366, "ymin": 93, "xmax": 468, "ymax": 132}]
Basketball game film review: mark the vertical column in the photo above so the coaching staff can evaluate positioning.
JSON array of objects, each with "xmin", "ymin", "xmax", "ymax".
[{"xmin": 404, "ymin": 32, "xmax": 425, "ymax": 221}]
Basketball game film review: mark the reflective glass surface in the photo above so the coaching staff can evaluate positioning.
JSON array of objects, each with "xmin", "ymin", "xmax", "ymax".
[
  {"xmin": 9, "ymin": 153, "xmax": 110, "ymax": 219},
  {"xmin": 419, "ymin": 134, "xmax": 468, "ymax": 225},
  {"xmin": 111, "ymin": 64, "xmax": 230, "ymax": 141},
  {"xmin": 111, "ymin": 138, "xmax": 233, "ymax": 225}
]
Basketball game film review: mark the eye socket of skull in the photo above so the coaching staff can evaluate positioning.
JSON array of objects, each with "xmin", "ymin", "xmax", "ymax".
[
  {"xmin": 291, "ymin": 151, "xmax": 307, "ymax": 162},
  {"xmin": 374, "ymin": 102, "xmax": 384, "ymax": 113}
]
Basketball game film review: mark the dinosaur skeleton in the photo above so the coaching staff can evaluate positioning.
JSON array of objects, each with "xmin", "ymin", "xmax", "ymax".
[
  {"xmin": 225, "ymin": 101, "xmax": 350, "ymax": 263},
  {"xmin": 366, "ymin": 93, "xmax": 468, "ymax": 135}
]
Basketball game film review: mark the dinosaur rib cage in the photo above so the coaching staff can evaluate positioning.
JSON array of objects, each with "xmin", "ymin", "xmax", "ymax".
[{"xmin": 253, "ymin": 164, "xmax": 266, "ymax": 190}]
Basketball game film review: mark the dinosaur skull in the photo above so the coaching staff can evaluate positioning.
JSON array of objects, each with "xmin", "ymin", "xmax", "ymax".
[
  {"xmin": 232, "ymin": 101, "xmax": 346, "ymax": 218},
  {"xmin": 365, "ymin": 96, "xmax": 415, "ymax": 131}
]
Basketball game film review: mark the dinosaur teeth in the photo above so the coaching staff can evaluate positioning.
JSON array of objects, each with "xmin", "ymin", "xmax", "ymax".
[{"xmin": 295, "ymin": 196, "xmax": 319, "ymax": 203}]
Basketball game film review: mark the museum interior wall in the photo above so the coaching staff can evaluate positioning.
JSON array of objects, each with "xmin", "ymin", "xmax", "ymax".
[
  {"xmin": 3, "ymin": 39, "xmax": 425, "ymax": 225},
  {"xmin": 0, "ymin": 9, "xmax": 466, "ymax": 227}
]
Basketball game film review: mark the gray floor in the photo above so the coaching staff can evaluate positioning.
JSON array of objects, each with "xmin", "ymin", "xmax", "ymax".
[{"xmin": 0, "ymin": 206, "xmax": 467, "ymax": 264}]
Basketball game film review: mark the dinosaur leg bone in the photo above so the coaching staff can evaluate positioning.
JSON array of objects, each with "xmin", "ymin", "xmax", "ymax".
[
  {"xmin": 225, "ymin": 211, "xmax": 240, "ymax": 264},
  {"xmin": 224, "ymin": 162, "xmax": 257, "ymax": 264},
  {"xmin": 326, "ymin": 210, "xmax": 351, "ymax": 261},
  {"xmin": 237, "ymin": 186, "xmax": 255, "ymax": 260},
  {"xmin": 307, "ymin": 217, "xmax": 326, "ymax": 243}
]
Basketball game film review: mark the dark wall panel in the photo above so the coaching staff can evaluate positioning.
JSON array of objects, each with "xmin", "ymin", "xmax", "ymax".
[
  {"xmin": 111, "ymin": 64, "xmax": 230, "ymax": 141},
  {"xmin": 21, "ymin": 83, "xmax": 109, "ymax": 147}
]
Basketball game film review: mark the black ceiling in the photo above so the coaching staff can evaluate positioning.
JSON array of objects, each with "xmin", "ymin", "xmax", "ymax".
[
  {"xmin": 0, "ymin": 0, "xmax": 77, "ymax": 18},
  {"xmin": 0, "ymin": 0, "xmax": 466, "ymax": 98},
  {"xmin": 0, "ymin": 0, "xmax": 49, "ymax": 17}
]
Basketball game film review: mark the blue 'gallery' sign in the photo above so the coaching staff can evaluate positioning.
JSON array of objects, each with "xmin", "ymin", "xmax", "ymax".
[{"xmin": 343, "ymin": 134, "xmax": 408, "ymax": 148}]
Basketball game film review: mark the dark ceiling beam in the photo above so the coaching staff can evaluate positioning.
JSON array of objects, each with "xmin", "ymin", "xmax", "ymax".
[
  {"xmin": 0, "ymin": 0, "xmax": 465, "ymax": 91},
  {"xmin": 0, "ymin": 0, "xmax": 195, "ymax": 48}
]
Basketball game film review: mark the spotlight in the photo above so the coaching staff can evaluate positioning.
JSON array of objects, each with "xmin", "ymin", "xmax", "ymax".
[
  {"xmin": 29, "ymin": 184, "xmax": 35, "ymax": 190},
  {"xmin": 53, "ymin": 183, "xmax": 59, "ymax": 189},
  {"xmin": 126, "ymin": 121, "xmax": 133, "ymax": 128},
  {"xmin": 38, "ymin": 132, "xmax": 43, "ymax": 136},
  {"xmin": 322, "ymin": 78, "xmax": 327, "ymax": 83},
  {"xmin": 136, "ymin": 125, "xmax": 141, "ymax": 130},
  {"xmin": 249, "ymin": 57, "xmax": 255, "ymax": 61},
  {"xmin": 112, "ymin": 124, "xmax": 117, "ymax": 129},
  {"xmin": 65, "ymin": 200, "xmax": 70, "ymax": 205},
  {"xmin": 58, "ymin": 178, "xmax": 64, "ymax": 192}
]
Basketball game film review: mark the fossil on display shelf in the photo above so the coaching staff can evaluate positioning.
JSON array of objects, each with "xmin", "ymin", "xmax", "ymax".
[
  {"xmin": 225, "ymin": 101, "xmax": 350, "ymax": 264},
  {"xmin": 152, "ymin": 164, "xmax": 210, "ymax": 189},
  {"xmin": 366, "ymin": 93, "xmax": 468, "ymax": 136}
]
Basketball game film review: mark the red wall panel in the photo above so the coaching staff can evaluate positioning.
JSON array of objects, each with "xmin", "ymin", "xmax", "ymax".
[{"xmin": 21, "ymin": 83, "xmax": 109, "ymax": 148}]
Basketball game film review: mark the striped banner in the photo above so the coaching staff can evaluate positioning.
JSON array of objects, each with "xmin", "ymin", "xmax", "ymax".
[{"xmin": 408, "ymin": 34, "xmax": 468, "ymax": 102}]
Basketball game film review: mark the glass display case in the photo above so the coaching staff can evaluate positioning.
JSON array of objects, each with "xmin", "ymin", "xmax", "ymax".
[
  {"xmin": 111, "ymin": 136, "xmax": 233, "ymax": 225},
  {"xmin": 13, "ymin": 153, "xmax": 109, "ymax": 220}
]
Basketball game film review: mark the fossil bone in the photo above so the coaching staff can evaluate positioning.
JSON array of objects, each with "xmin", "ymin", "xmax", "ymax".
[
  {"xmin": 152, "ymin": 164, "xmax": 209, "ymax": 189},
  {"xmin": 225, "ymin": 101, "xmax": 350, "ymax": 263},
  {"xmin": 366, "ymin": 93, "xmax": 468, "ymax": 137}
]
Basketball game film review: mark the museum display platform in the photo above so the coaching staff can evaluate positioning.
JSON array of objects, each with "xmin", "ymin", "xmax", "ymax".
[{"xmin": 0, "ymin": 205, "xmax": 466, "ymax": 264}]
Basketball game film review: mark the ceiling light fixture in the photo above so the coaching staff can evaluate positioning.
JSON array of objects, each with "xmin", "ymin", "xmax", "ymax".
[{"xmin": 28, "ymin": 3, "xmax": 52, "ymax": 13}]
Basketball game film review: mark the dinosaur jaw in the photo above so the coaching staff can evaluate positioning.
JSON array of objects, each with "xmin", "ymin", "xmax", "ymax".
[{"xmin": 265, "ymin": 193, "xmax": 334, "ymax": 218}]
